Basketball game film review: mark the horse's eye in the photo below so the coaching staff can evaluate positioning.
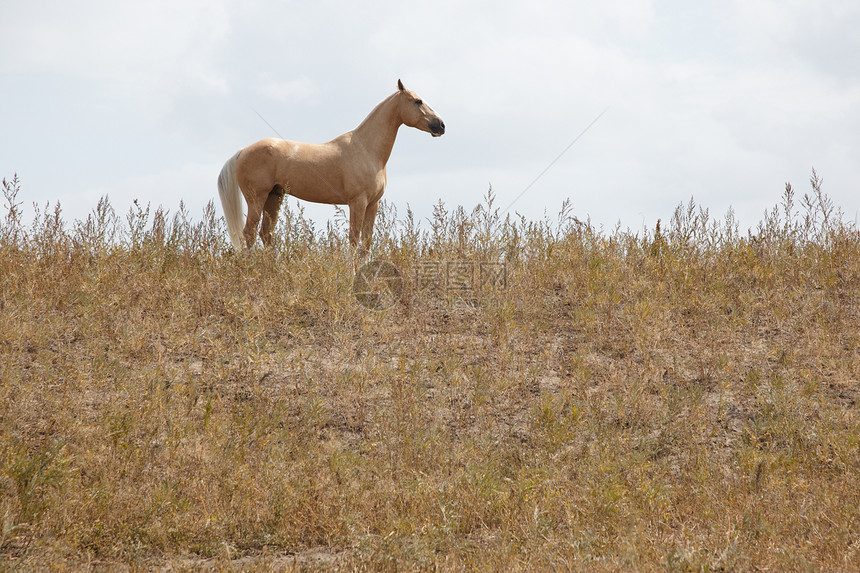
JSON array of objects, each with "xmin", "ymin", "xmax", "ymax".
[{"xmin": 415, "ymin": 99, "xmax": 423, "ymax": 106}]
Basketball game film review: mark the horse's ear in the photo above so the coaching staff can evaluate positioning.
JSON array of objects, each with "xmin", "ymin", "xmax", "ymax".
[{"xmin": 397, "ymin": 79, "xmax": 405, "ymax": 92}]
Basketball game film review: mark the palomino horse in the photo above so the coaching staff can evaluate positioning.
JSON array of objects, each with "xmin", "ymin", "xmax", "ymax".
[{"xmin": 217, "ymin": 79, "xmax": 445, "ymax": 251}]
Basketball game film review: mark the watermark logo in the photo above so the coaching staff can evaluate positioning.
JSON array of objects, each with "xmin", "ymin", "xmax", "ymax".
[
  {"xmin": 352, "ymin": 260, "xmax": 404, "ymax": 310},
  {"xmin": 353, "ymin": 259, "xmax": 507, "ymax": 310},
  {"xmin": 415, "ymin": 261, "xmax": 507, "ymax": 291}
]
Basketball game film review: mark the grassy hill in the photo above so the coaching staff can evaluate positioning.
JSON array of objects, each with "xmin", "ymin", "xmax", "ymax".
[{"xmin": 1, "ymin": 173, "xmax": 859, "ymax": 571}]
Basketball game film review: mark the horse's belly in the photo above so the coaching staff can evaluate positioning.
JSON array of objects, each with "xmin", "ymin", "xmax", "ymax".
[
  {"xmin": 287, "ymin": 183, "xmax": 350, "ymax": 205},
  {"xmin": 282, "ymin": 162, "xmax": 383, "ymax": 206}
]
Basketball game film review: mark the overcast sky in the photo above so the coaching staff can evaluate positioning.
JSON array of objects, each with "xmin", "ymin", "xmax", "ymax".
[{"xmin": 2, "ymin": 0, "xmax": 859, "ymax": 235}]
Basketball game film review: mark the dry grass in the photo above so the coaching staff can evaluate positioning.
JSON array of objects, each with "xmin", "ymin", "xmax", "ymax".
[{"xmin": 1, "ymin": 172, "xmax": 859, "ymax": 571}]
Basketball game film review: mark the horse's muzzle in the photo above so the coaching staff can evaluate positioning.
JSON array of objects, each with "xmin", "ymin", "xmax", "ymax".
[{"xmin": 430, "ymin": 120, "xmax": 445, "ymax": 137}]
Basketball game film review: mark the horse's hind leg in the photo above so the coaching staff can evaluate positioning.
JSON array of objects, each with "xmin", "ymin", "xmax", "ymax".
[
  {"xmin": 260, "ymin": 185, "xmax": 285, "ymax": 247},
  {"xmin": 243, "ymin": 200, "xmax": 263, "ymax": 249}
]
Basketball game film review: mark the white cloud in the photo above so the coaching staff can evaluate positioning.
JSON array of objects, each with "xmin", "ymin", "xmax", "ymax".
[
  {"xmin": 3, "ymin": 2, "xmax": 227, "ymax": 73},
  {"xmin": 251, "ymin": 75, "xmax": 319, "ymax": 105},
  {"xmin": 65, "ymin": 162, "xmax": 222, "ymax": 225},
  {"xmin": 719, "ymin": 1, "xmax": 860, "ymax": 80},
  {"xmin": 0, "ymin": 0, "xmax": 232, "ymax": 125}
]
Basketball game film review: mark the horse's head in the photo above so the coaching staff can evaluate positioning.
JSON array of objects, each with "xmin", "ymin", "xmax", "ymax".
[{"xmin": 396, "ymin": 79, "xmax": 445, "ymax": 137}]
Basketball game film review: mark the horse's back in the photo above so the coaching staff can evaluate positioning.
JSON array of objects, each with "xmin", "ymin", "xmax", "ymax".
[
  {"xmin": 241, "ymin": 137, "xmax": 342, "ymax": 164},
  {"xmin": 242, "ymin": 138, "xmax": 296, "ymax": 160}
]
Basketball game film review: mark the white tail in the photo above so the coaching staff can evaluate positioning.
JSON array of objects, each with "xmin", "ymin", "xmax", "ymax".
[{"xmin": 217, "ymin": 151, "xmax": 245, "ymax": 250}]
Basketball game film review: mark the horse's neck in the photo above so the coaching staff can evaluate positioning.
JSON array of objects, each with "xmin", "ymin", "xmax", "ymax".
[{"xmin": 351, "ymin": 94, "xmax": 401, "ymax": 166}]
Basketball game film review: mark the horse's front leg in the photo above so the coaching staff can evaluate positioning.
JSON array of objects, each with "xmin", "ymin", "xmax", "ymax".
[
  {"xmin": 361, "ymin": 200, "xmax": 380, "ymax": 253},
  {"xmin": 348, "ymin": 197, "xmax": 367, "ymax": 250}
]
